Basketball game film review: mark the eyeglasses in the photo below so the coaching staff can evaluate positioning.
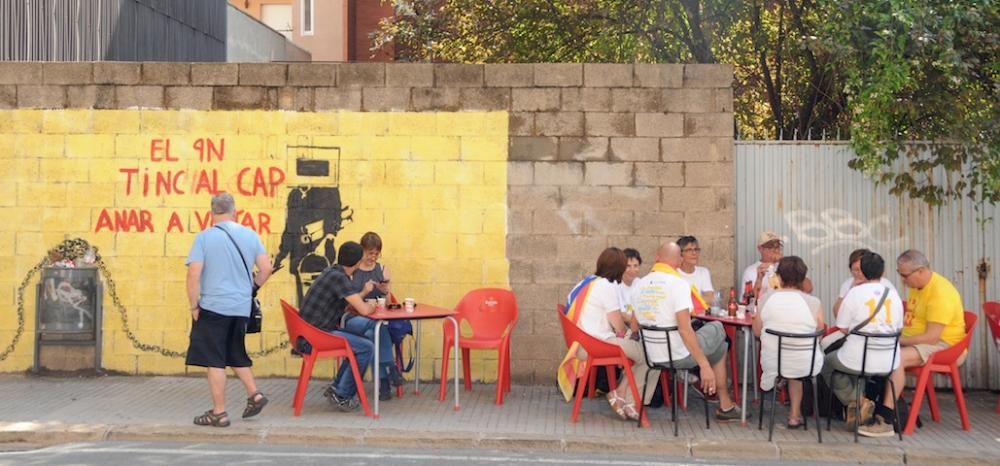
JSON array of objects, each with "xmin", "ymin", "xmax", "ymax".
[
  {"xmin": 897, "ymin": 266, "xmax": 924, "ymax": 279},
  {"xmin": 682, "ymin": 247, "xmax": 701, "ymax": 253},
  {"xmin": 761, "ymin": 242, "xmax": 783, "ymax": 250}
]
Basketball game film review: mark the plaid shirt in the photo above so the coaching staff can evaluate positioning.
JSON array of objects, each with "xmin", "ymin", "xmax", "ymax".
[{"xmin": 299, "ymin": 265, "xmax": 356, "ymax": 332}]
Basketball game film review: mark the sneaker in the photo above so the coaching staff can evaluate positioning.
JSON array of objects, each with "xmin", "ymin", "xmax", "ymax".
[
  {"xmin": 715, "ymin": 405, "xmax": 747, "ymax": 422},
  {"xmin": 323, "ymin": 386, "xmax": 360, "ymax": 412},
  {"xmin": 844, "ymin": 399, "xmax": 875, "ymax": 432},
  {"xmin": 387, "ymin": 366, "xmax": 405, "ymax": 387},
  {"xmin": 686, "ymin": 379, "xmax": 719, "ymax": 404},
  {"xmin": 858, "ymin": 415, "xmax": 896, "ymax": 438}
]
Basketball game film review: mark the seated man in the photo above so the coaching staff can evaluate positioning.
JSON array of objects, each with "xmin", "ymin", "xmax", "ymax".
[
  {"xmin": 859, "ymin": 249, "xmax": 967, "ymax": 437},
  {"xmin": 740, "ymin": 231, "xmax": 812, "ymax": 304},
  {"xmin": 820, "ymin": 252, "xmax": 903, "ymax": 431},
  {"xmin": 632, "ymin": 241, "xmax": 744, "ymax": 421},
  {"xmin": 298, "ymin": 241, "xmax": 379, "ymax": 412}
]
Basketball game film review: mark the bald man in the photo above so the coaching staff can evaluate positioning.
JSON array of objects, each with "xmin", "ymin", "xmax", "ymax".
[{"xmin": 631, "ymin": 242, "xmax": 744, "ymax": 422}]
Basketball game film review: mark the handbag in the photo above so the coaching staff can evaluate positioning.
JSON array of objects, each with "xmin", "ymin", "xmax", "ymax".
[
  {"xmin": 821, "ymin": 286, "xmax": 890, "ymax": 354},
  {"xmin": 214, "ymin": 225, "xmax": 263, "ymax": 334}
]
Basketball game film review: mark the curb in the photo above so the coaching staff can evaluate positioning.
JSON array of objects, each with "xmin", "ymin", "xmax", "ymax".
[{"xmin": 1, "ymin": 421, "xmax": 997, "ymax": 464}]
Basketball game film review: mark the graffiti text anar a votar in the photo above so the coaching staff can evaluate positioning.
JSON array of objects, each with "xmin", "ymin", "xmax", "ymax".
[{"xmin": 93, "ymin": 137, "xmax": 285, "ymax": 234}]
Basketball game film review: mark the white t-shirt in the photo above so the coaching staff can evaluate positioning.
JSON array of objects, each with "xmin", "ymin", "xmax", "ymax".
[
  {"xmin": 678, "ymin": 266, "xmax": 714, "ymax": 293},
  {"xmin": 576, "ymin": 277, "xmax": 622, "ymax": 341},
  {"xmin": 757, "ymin": 289, "xmax": 823, "ymax": 390},
  {"xmin": 740, "ymin": 261, "xmax": 777, "ymax": 303},
  {"xmin": 631, "ymin": 271, "xmax": 695, "ymax": 363},
  {"xmin": 835, "ymin": 282, "xmax": 904, "ymax": 373},
  {"xmin": 618, "ymin": 282, "xmax": 635, "ymax": 316},
  {"xmin": 838, "ymin": 277, "xmax": 898, "ymax": 299}
]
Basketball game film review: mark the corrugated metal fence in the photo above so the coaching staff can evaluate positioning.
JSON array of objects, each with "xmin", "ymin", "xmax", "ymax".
[
  {"xmin": 227, "ymin": 6, "xmax": 310, "ymax": 62},
  {"xmin": 736, "ymin": 141, "xmax": 999, "ymax": 389},
  {"xmin": 0, "ymin": 0, "xmax": 226, "ymax": 61}
]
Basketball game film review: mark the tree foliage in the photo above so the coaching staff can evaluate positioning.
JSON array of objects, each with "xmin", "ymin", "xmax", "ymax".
[{"xmin": 374, "ymin": 0, "xmax": 1000, "ymax": 206}]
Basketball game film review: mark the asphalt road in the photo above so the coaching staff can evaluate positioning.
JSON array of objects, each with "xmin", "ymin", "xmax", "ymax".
[{"xmin": 0, "ymin": 441, "xmax": 839, "ymax": 466}]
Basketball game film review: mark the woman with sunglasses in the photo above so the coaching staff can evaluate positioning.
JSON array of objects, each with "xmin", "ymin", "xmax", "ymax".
[{"xmin": 677, "ymin": 236, "xmax": 714, "ymax": 304}]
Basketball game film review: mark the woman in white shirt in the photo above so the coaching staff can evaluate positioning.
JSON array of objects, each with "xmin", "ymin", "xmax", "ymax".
[
  {"xmin": 575, "ymin": 247, "xmax": 650, "ymax": 421},
  {"xmin": 832, "ymin": 248, "xmax": 898, "ymax": 318},
  {"xmin": 676, "ymin": 236, "xmax": 714, "ymax": 304},
  {"xmin": 753, "ymin": 256, "xmax": 825, "ymax": 429}
]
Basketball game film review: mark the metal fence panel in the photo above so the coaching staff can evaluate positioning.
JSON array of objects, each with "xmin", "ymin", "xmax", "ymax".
[
  {"xmin": 0, "ymin": 0, "xmax": 226, "ymax": 61},
  {"xmin": 736, "ymin": 141, "xmax": 999, "ymax": 389},
  {"xmin": 227, "ymin": 6, "xmax": 310, "ymax": 62}
]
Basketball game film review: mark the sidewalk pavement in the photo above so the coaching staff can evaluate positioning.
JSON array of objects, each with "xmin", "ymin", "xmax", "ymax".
[{"xmin": 0, "ymin": 374, "xmax": 997, "ymax": 464}]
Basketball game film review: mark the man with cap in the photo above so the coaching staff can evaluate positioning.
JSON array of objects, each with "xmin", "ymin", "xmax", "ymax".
[
  {"xmin": 298, "ymin": 241, "xmax": 380, "ymax": 411},
  {"xmin": 740, "ymin": 231, "xmax": 812, "ymax": 303}
]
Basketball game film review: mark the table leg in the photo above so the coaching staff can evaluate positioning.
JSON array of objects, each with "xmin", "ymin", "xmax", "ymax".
[
  {"xmin": 445, "ymin": 316, "xmax": 460, "ymax": 411},
  {"xmin": 725, "ymin": 325, "xmax": 740, "ymax": 405},
  {"xmin": 414, "ymin": 319, "xmax": 421, "ymax": 395},
  {"xmin": 374, "ymin": 320, "xmax": 383, "ymax": 419},
  {"xmin": 741, "ymin": 326, "xmax": 749, "ymax": 425}
]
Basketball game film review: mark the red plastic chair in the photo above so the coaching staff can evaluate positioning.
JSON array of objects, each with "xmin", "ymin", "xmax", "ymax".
[
  {"xmin": 902, "ymin": 311, "xmax": 977, "ymax": 435},
  {"xmin": 982, "ymin": 302, "xmax": 1000, "ymax": 413},
  {"xmin": 280, "ymin": 300, "xmax": 372, "ymax": 417},
  {"xmin": 557, "ymin": 308, "xmax": 650, "ymax": 427},
  {"xmin": 438, "ymin": 288, "xmax": 518, "ymax": 405}
]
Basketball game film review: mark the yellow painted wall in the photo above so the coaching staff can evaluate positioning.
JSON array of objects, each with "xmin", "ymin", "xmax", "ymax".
[{"xmin": 0, "ymin": 109, "xmax": 509, "ymax": 381}]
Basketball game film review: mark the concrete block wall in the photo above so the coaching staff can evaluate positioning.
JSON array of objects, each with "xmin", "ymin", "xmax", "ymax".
[{"xmin": 0, "ymin": 62, "xmax": 734, "ymax": 383}]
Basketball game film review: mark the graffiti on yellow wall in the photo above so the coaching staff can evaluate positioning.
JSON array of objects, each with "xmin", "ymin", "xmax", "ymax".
[{"xmin": 0, "ymin": 109, "xmax": 509, "ymax": 379}]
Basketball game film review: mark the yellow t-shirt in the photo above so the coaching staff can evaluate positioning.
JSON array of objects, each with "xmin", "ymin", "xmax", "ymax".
[{"xmin": 903, "ymin": 272, "xmax": 965, "ymax": 345}]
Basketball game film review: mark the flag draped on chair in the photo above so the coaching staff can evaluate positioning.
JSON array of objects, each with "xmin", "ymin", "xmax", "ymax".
[
  {"xmin": 650, "ymin": 263, "xmax": 709, "ymax": 313},
  {"xmin": 556, "ymin": 275, "xmax": 596, "ymax": 402}
]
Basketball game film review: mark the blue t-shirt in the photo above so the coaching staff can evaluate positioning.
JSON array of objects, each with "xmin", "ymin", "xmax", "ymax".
[
  {"xmin": 186, "ymin": 221, "xmax": 266, "ymax": 317},
  {"xmin": 350, "ymin": 263, "xmax": 385, "ymax": 300}
]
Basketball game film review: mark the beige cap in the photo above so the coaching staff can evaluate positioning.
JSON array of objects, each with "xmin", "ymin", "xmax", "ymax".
[{"xmin": 757, "ymin": 231, "xmax": 782, "ymax": 247}]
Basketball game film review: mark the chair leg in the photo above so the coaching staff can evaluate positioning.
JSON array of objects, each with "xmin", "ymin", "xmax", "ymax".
[
  {"xmin": 660, "ymin": 371, "xmax": 672, "ymax": 408},
  {"xmin": 948, "ymin": 364, "xmax": 971, "ymax": 431},
  {"xmin": 926, "ymin": 378, "xmax": 941, "ymax": 422},
  {"xmin": 887, "ymin": 378, "xmax": 902, "ymax": 441},
  {"xmin": 811, "ymin": 377, "xmax": 822, "ymax": 443},
  {"xmin": 461, "ymin": 348, "xmax": 472, "ymax": 392},
  {"xmin": 995, "ymin": 393, "xmax": 1000, "ymax": 414},
  {"xmin": 826, "ymin": 373, "xmax": 834, "ymax": 432},
  {"xmin": 637, "ymin": 369, "xmax": 655, "ymax": 429},
  {"xmin": 495, "ymin": 348, "xmax": 505, "ymax": 406},
  {"xmin": 768, "ymin": 381, "xmax": 778, "ymax": 442},
  {"xmin": 347, "ymin": 352, "xmax": 373, "ymax": 418},
  {"xmin": 606, "ymin": 365, "xmax": 618, "ymax": 391},
  {"xmin": 571, "ymin": 362, "xmax": 590, "ymax": 423},
  {"xmin": 438, "ymin": 338, "xmax": 452, "ymax": 401},
  {"xmin": 703, "ymin": 384, "xmax": 711, "ymax": 430},
  {"xmin": 757, "ymin": 387, "xmax": 766, "ymax": 431},
  {"xmin": 621, "ymin": 363, "xmax": 649, "ymax": 428},
  {"xmin": 668, "ymin": 370, "xmax": 679, "ymax": 436},
  {"xmin": 292, "ymin": 356, "xmax": 316, "ymax": 417},
  {"xmin": 587, "ymin": 367, "xmax": 598, "ymax": 398},
  {"xmin": 854, "ymin": 376, "xmax": 864, "ymax": 443},
  {"xmin": 904, "ymin": 368, "xmax": 932, "ymax": 435}
]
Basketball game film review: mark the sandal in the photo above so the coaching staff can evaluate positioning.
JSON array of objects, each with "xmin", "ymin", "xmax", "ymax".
[
  {"xmin": 622, "ymin": 402, "xmax": 640, "ymax": 421},
  {"xmin": 784, "ymin": 417, "xmax": 804, "ymax": 429},
  {"xmin": 243, "ymin": 391, "xmax": 268, "ymax": 419},
  {"xmin": 194, "ymin": 410, "xmax": 230, "ymax": 427},
  {"xmin": 606, "ymin": 391, "xmax": 629, "ymax": 420}
]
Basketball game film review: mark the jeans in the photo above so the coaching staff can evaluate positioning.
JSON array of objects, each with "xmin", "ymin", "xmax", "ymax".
[
  {"xmin": 330, "ymin": 330, "xmax": 373, "ymax": 398},
  {"xmin": 342, "ymin": 315, "xmax": 394, "ymax": 376}
]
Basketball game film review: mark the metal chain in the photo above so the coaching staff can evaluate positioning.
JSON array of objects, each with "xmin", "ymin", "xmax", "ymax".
[{"xmin": 1, "ymin": 238, "xmax": 289, "ymax": 362}]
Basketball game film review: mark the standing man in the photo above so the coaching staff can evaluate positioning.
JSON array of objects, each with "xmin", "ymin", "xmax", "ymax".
[
  {"xmin": 859, "ymin": 249, "xmax": 966, "ymax": 437},
  {"xmin": 740, "ymin": 231, "xmax": 812, "ymax": 303},
  {"xmin": 186, "ymin": 193, "xmax": 273, "ymax": 428},
  {"xmin": 632, "ymin": 242, "xmax": 744, "ymax": 421},
  {"xmin": 298, "ymin": 241, "xmax": 379, "ymax": 411}
]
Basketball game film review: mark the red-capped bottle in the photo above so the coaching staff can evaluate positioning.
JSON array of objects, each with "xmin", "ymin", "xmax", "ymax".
[
  {"xmin": 743, "ymin": 280, "xmax": 754, "ymax": 305},
  {"xmin": 727, "ymin": 288, "xmax": 738, "ymax": 317}
]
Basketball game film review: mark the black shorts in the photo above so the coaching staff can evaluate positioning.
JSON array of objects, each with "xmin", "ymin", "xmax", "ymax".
[{"xmin": 185, "ymin": 308, "xmax": 252, "ymax": 369}]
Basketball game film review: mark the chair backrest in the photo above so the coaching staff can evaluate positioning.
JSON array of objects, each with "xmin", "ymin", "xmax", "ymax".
[
  {"xmin": 983, "ymin": 301, "xmax": 1000, "ymax": 352},
  {"xmin": 453, "ymin": 288, "xmax": 518, "ymax": 340},
  {"xmin": 637, "ymin": 324, "xmax": 680, "ymax": 369},
  {"xmin": 926, "ymin": 311, "xmax": 978, "ymax": 365},
  {"xmin": 556, "ymin": 304, "xmax": 571, "ymax": 348},
  {"xmin": 850, "ymin": 328, "xmax": 902, "ymax": 376},
  {"xmin": 765, "ymin": 328, "xmax": 824, "ymax": 378},
  {"xmin": 557, "ymin": 310, "xmax": 622, "ymax": 359},
  {"xmin": 280, "ymin": 299, "xmax": 346, "ymax": 353}
]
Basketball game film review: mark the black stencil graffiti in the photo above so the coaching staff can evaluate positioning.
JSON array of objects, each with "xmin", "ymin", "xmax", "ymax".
[{"xmin": 271, "ymin": 145, "xmax": 353, "ymax": 304}]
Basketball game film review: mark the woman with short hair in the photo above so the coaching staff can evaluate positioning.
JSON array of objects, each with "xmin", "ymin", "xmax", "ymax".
[{"xmin": 752, "ymin": 256, "xmax": 825, "ymax": 428}]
